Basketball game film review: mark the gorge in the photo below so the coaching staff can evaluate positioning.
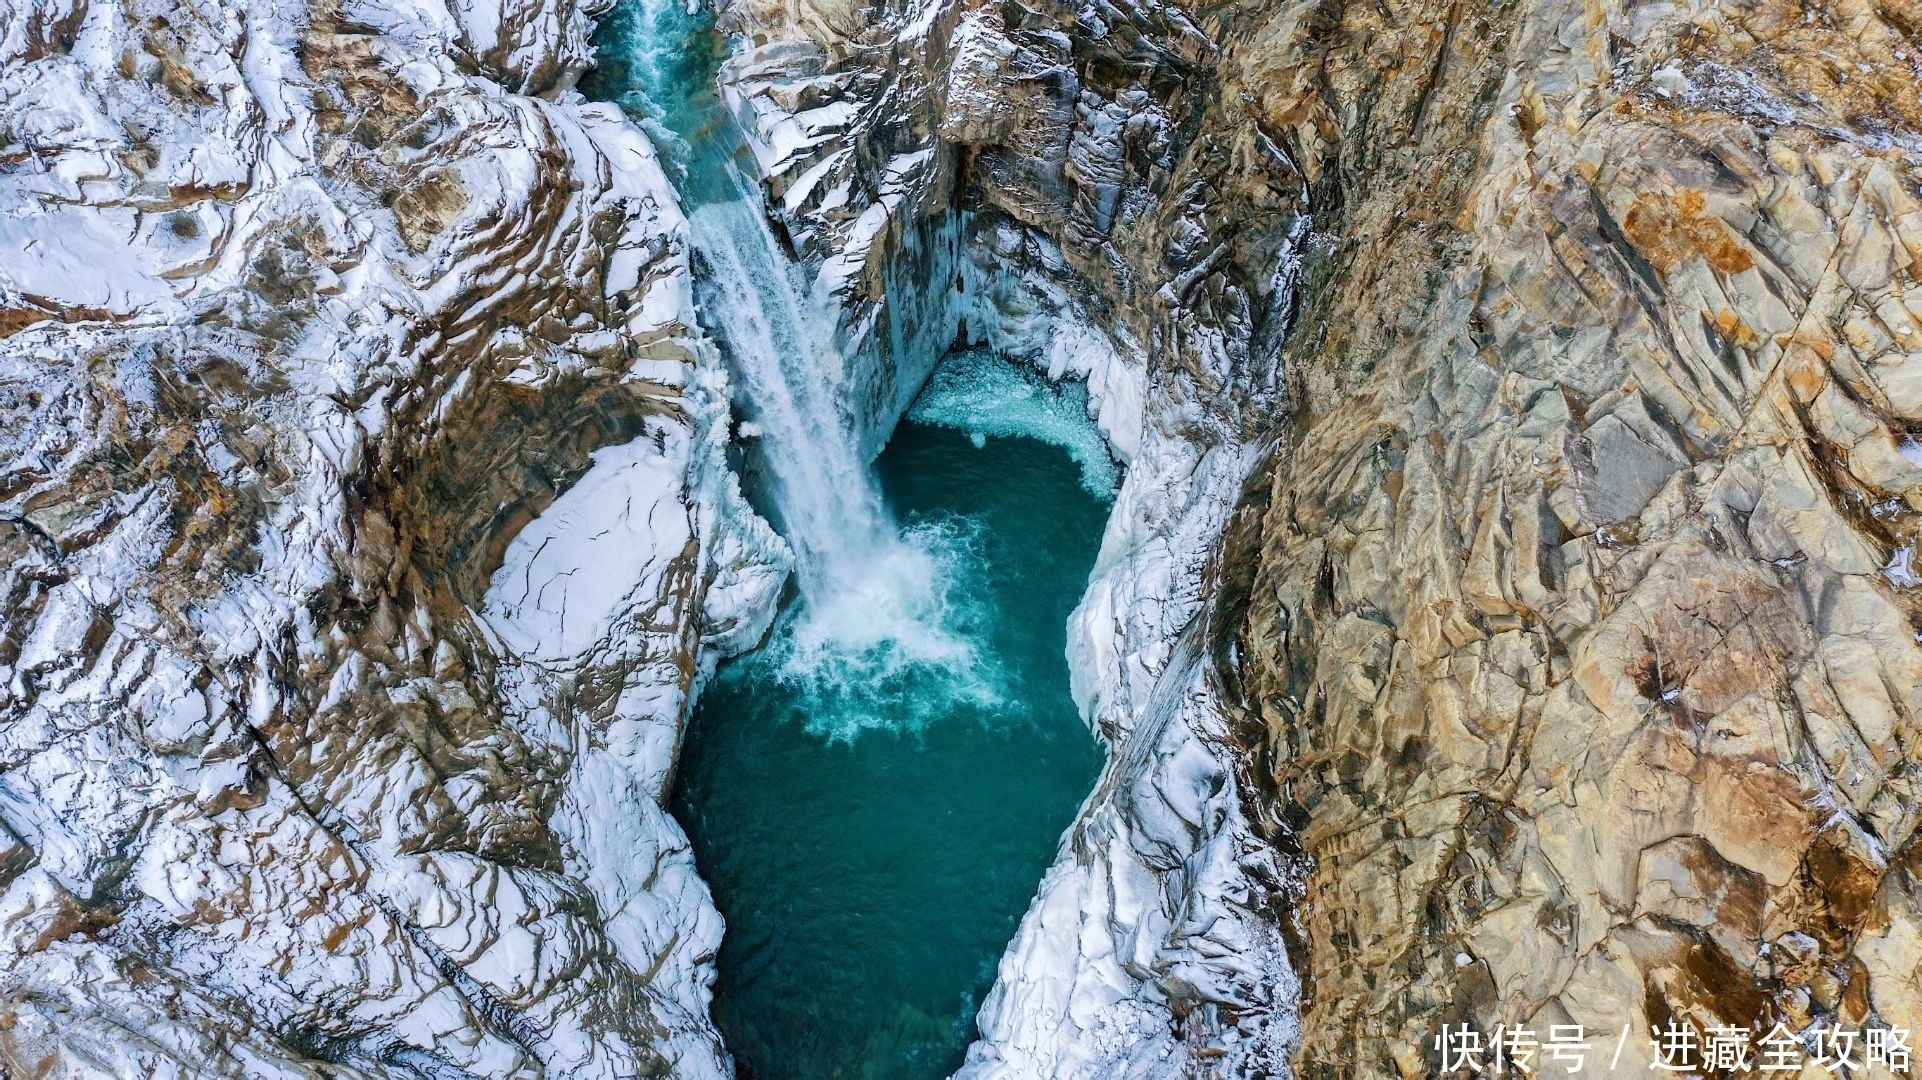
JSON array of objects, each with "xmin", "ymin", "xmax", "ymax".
[
  {"xmin": 587, "ymin": 7, "xmax": 1118, "ymax": 1072},
  {"xmin": 3, "ymin": 0, "xmax": 1921, "ymax": 1075},
  {"xmin": 677, "ymin": 409, "xmax": 1109, "ymax": 1076}
]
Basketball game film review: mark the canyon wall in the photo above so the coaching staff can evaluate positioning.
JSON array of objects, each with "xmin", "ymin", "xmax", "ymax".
[
  {"xmin": 5, "ymin": 0, "xmax": 1919, "ymax": 1074},
  {"xmin": 709, "ymin": 0, "xmax": 1313, "ymax": 1072},
  {"xmin": 718, "ymin": 0, "xmax": 1922, "ymax": 1073},
  {"xmin": 1235, "ymin": 0, "xmax": 1922, "ymax": 1071},
  {"xmin": 0, "ymin": 0, "xmax": 783, "ymax": 1074}
]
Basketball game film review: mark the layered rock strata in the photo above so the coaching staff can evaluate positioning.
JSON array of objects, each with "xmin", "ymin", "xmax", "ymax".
[
  {"xmin": 0, "ymin": 0, "xmax": 783, "ymax": 1074},
  {"xmin": 8, "ymin": 0, "xmax": 1920, "ymax": 1074},
  {"xmin": 1235, "ymin": 0, "xmax": 1922, "ymax": 1072},
  {"xmin": 711, "ymin": 0, "xmax": 1922, "ymax": 1074}
]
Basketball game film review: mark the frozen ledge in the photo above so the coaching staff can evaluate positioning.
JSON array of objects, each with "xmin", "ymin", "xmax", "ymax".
[{"xmin": 960, "ymin": 427, "xmax": 1301, "ymax": 1078}]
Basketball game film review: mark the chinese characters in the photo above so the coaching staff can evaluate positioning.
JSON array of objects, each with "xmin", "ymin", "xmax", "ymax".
[{"xmin": 1434, "ymin": 1020, "xmax": 1913, "ymax": 1074}]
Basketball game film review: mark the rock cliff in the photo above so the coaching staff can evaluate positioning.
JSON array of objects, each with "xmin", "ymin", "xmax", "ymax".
[
  {"xmin": 5, "ymin": 0, "xmax": 1919, "ymax": 1073},
  {"xmin": 711, "ymin": 0, "xmax": 1922, "ymax": 1072},
  {"xmin": 708, "ymin": 0, "xmax": 1311, "ymax": 1072},
  {"xmin": 0, "ymin": 0, "xmax": 783, "ymax": 1074},
  {"xmin": 1236, "ymin": 0, "xmax": 1922, "ymax": 1071}
]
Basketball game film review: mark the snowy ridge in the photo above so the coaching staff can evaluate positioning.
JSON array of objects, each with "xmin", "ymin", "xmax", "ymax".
[
  {"xmin": 957, "ymin": 244, "xmax": 1301, "ymax": 1079},
  {"xmin": 0, "ymin": 0, "xmax": 784, "ymax": 1073}
]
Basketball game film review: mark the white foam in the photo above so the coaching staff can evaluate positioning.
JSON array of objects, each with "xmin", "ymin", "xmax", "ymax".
[
  {"xmin": 757, "ymin": 518, "xmax": 1008, "ymax": 742},
  {"xmin": 605, "ymin": 0, "xmax": 1008, "ymax": 738},
  {"xmin": 728, "ymin": 350, "xmax": 1119, "ymax": 744}
]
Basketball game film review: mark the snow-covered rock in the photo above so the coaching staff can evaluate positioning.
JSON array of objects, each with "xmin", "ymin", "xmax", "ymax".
[
  {"xmin": 0, "ymin": 0, "xmax": 784, "ymax": 1073},
  {"xmin": 707, "ymin": 0, "xmax": 1310, "ymax": 1072}
]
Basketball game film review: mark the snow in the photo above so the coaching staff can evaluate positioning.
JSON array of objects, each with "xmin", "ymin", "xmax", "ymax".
[
  {"xmin": 0, "ymin": 210, "xmax": 181, "ymax": 317},
  {"xmin": 711, "ymin": 27, "xmax": 1303, "ymax": 1072},
  {"xmin": 482, "ymin": 429, "xmax": 694, "ymax": 663},
  {"xmin": 0, "ymin": 0, "xmax": 786, "ymax": 1072},
  {"xmin": 963, "ymin": 431, "xmax": 1300, "ymax": 1079}
]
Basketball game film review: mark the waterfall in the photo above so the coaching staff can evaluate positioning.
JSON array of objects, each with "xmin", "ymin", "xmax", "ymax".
[
  {"xmin": 695, "ymin": 175, "xmax": 988, "ymax": 680},
  {"xmin": 594, "ymin": 0, "xmax": 993, "ymax": 722},
  {"xmin": 685, "ymin": 177, "xmax": 887, "ymax": 595}
]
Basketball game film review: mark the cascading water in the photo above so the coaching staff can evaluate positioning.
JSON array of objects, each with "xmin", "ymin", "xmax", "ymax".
[
  {"xmin": 589, "ymin": 4, "xmax": 1115, "ymax": 1076},
  {"xmin": 591, "ymin": 0, "xmax": 986, "ymax": 724}
]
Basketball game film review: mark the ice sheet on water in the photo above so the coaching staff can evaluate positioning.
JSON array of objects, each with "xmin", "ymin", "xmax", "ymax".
[{"xmin": 907, "ymin": 349, "xmax": 1120, "ymax": 498}]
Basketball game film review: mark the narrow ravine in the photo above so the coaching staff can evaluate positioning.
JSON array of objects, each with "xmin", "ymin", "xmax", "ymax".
[
  {"xmin": 587, "ymin": 5, "xmax": 1117, "ymax": 1077},
  {"xmin": 676, "ymin": 368, "xmax": 1109, "ymax": 1076}
]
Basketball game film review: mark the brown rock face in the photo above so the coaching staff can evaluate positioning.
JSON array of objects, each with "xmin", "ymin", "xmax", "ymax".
[
  {"xmin": 1230, "ymin": 0, "xmax": 1922, "ymax": 1070},
  {"xmin": 709, "ymin": 0, "xmax": 1921, "ymax": 1067},
  {"xmin": 9, "ymin": 0, "xmax": 1915, "ymax": 1069}
]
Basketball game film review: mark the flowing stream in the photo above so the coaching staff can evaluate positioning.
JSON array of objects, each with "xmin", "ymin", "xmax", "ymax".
[
  {"xmin": 589, "ymin": 5, "xmax": 1113, "ymax": 1075},
  {"xmin": 589, "ymin": 0, "xmax": 970, "ymax": 690}
]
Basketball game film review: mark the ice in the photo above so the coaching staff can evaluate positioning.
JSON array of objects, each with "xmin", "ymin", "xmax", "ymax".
[
  {"xmin": 702, "ymin": 15, "xmax": 1304, "ymax": 1070},
  {"xmin": 907, "ymin": 349, "xmax": 1120, "ymax": 497}
]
